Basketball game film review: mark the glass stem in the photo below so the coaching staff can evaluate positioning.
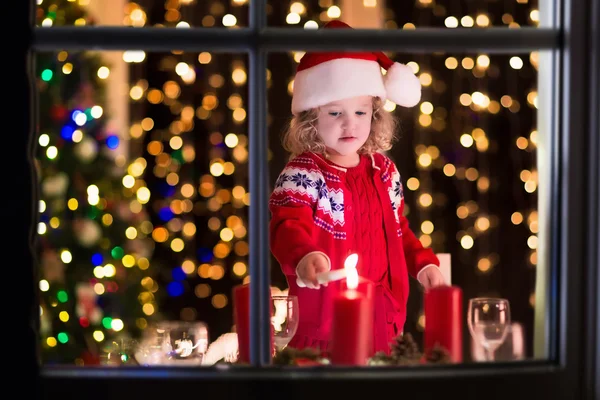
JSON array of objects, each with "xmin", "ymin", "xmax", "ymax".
[{"xmin": 485, "ymin": 348, "xmax": 494, "ymax": 362}]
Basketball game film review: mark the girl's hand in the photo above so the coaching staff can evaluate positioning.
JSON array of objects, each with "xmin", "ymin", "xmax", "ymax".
[
  {"xmin": 295, "ymin": 253, "xmax": 330, "ymax": 289},
  {"xmin": 417, "ymin": 265, "xmax": 446, "ymax": 289}
]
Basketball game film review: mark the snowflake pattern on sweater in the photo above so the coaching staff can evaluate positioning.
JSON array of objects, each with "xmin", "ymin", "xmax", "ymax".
[
  {"xmin": 270, "ymin": 152, "xmax": 404, "ymax": 239},
  {"xmin": 272, "ymin": 166, "xmax": 346, "ymax": 227},
  {"xmin": 388, "ymin": 167, "xmax": 403, "ymax": 224}
]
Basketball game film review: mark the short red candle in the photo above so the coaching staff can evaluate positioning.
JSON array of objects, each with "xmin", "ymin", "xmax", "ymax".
[
  {"xmin": 424, "ymin": 285, "xmax": 463, "ymax": 363},
  {"xmin": 330, "ymin": 284, "xmax": 373, "ymax": 365}
]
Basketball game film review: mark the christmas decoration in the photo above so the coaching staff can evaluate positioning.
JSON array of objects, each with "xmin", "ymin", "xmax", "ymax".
[
  {"xmin": 272, "ymin": 346, "xmax": 329, "ymax": 366},
  {"xmin": 36, "ymin": 0, "xmax": 159, "ymax": 365},
  {"xmin": 269, "ymin": 333, "xmax": 450, "ymax": 367},
  {"xmin": 368, "ymin": 333, "xmax": 451, "ymax": 366},
  {"xmin": 202, "ymin": 332, "xmax": 240, "ymax": 365}
]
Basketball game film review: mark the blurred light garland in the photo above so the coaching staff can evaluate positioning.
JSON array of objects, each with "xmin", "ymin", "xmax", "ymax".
[{"xmin": 37, "ymin": 0, "xmax": 540, "ymax": 362}]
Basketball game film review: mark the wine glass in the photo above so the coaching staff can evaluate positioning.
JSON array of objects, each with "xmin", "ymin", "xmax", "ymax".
[
  {"xmin": 468, "ymin": 298, "xmax": 510, "ymax": 362},
  {"xmin": 271, "ymin": 295, "xmax": 299, "ymax": 352},
  {"xmin": 471, "ymin": 322, "xmax": 525, "ymax": 362},
  {"xmin": 494, "ymin": 322, "xmax": 525, "ymax": 361}
]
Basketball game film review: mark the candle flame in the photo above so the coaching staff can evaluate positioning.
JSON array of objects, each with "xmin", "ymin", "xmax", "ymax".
[
  {"xmin": 344, "ymin": 253, "xmax": 359, "ymax": 290},
  {"xmin": 344, "ymin": 253, "xmax": 358, "ymax": 270}
]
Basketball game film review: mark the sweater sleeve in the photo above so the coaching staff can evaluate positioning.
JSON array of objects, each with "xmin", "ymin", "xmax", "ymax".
[
  {"xmin": 390, "ymin": 162, "xmax": 440, "ymax": 278},
  {"xmin": 269, "ymin": 162, "xmax": 329, "ymax": 277},
  {"xmin": 399, "ymin": 205, "xmax": 440, "ymax": 277}
]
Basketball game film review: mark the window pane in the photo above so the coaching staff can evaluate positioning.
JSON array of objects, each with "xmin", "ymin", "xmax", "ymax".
[
  {"xmin": 36, "ymin": 49, "xmax": 248, "ymax": 366},
  {"xmin": 267, "ymin": 0, "xmax": 544, "ymax": 29},
  {"xmin": 36, "ymin": 0, "xmax": 248, "ymax": 28},
  {"xmin": 268, "ymin": 49, "xmax": 548, "ymax": 366}
]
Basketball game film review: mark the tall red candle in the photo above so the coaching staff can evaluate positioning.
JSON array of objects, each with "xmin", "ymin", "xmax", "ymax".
[
  {"xmin": 339, "ymin": 277, "xmax": 375, "ymax": 356},
  {"xmin": 233, "ymin": 284, "xmax": 274, "ymax": 363},
  {"xmin": 424, "ymin": 285, "xmax": 463, "ymax": 363},
  {"xmin": 330, "ymin": 256, "xmax": 373, "ymax": 365},
  {"xmin": 233, "ymin": 284, "xmax": 251, "ymax": 363}
]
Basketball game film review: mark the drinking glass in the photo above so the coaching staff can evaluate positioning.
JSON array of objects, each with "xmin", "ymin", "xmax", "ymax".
[
  {"xmin": 467, "ymin": 298, "xmax": 511, "ymax": 362},
  {"xmin": 471, "ymin": 322, "xmax": 525, "ymax": 362},
  {"xmin": 494, "ymin": 322, "xmax": 525, "ymax": 361},
  {"xmin": 271, "ymin": 295, "xmax": 299, "ymax": 351}
]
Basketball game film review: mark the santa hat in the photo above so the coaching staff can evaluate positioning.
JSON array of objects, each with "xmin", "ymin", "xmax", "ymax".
[{"xmin": 291, "ymin": 20, "xmax": 421, "ymax": 115}]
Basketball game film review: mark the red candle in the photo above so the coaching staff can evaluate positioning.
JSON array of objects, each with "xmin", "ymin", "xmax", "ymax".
[
  {"xmin": 424, "ymin": 285, "xmax": 463, "ymax": 363},
  {"xmin": 330, "ymin": 255, "xmax": 373, "ymax": 365},
  {"xmin": 233, "ymin": 283, "xmax": 274, "ymax": 363},
  {"xmin": 233, "ymin": 284, "xmax": 251, "ymax": 363},
  {"xmin": 340, "ymin": 277, "xmax": 375, "ymax": 355}
]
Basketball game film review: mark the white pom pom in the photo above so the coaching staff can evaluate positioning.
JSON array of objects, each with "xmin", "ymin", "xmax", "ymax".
[{"xmin": 383, "ymin": 62, "xmax": 421, "ymax": 107}]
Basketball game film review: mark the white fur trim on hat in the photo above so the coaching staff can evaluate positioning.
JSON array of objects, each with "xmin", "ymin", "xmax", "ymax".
[
  {"xmin": 291, "ymin": 58, "xmax": 387, "ymax": 115},
  {"xmin": 383, "ymin": 62, "xmax": 421, "ymax": 107}
]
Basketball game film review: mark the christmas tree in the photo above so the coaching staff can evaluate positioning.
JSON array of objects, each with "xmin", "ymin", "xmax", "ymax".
[{"xmin": 36, "ymin": 0, "xmax": 160, "ymax": 365}]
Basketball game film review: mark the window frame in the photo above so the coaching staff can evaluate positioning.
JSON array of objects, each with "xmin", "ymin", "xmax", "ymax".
[{"xmin": 20, "ymin": 0, "xmax": 599, "ymax": 398}]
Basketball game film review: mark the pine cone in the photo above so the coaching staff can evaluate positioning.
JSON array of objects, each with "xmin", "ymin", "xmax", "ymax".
[
  {"xmin": 426, "ymin": 344, "xmax": 452, "ymax": 364},
  {"xmin": 272, "ymin": 347, "xmax": 323, "ymax": 366},
  {"xmin": 367, "ymin": 351, "xmax": 395, "ymax": 366},
  {"xmin": 391, "ymin": 333, "xmax": 421, "ymax": 363},
  {"xmin": 272, "ymin": 348, "xmax": 294, "ymax": 365}
]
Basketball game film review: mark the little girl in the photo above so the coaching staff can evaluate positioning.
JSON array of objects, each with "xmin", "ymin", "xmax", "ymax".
[{"xmin": 269, "ymin": 20, "xmax": 446, "ymax": 355}]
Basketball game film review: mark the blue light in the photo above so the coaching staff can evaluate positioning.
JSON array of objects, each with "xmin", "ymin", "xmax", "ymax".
[
  {"xmin": 91, "ymin": 253, "xmax": 103, "ymax": 266},
  {"xmin": 71, "ymin": 110, "xmax": 83, "ymax": 122},
  {"xmin": 60, "ymin": 125, "xmax": 75, "ymax": 140},
  {"xmin": 106, "ymin": 135, "xmax": 119, "ymax": 149},
  {"xmin": 197, "ymin": 248, "xmax": 213, "ymax": 263},
  {"xmin": 167, "ymin": 281, "xmax": 184, "ymax": 297},
  {"xmin": 172, "ymin": 267, "xmax": 186, "ymax": 281},
  {"xmin": 158, "ymin": 207, "xmax": 174, "ymax": 222}
]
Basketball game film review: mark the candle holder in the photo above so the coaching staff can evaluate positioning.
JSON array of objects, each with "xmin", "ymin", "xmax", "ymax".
[{"xmin": 136, "ymin": 320, "xmax": 209, "ymax": 366}]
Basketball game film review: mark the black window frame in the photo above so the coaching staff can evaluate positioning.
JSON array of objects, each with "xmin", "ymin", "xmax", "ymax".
[{"xmin": 19, "ymin": 0, "xmax": 599, "ymax": 398}]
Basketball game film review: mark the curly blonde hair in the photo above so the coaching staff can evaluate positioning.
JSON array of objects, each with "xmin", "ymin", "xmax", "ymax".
[{"xmin": 282, "ymin": 97, "xmax": 398, "ymax": 159}]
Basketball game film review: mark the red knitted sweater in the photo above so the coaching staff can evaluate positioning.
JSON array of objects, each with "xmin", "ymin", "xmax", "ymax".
[{"xmin": 269, "ymin": 151, "xmax": 439, "ymax": 352}]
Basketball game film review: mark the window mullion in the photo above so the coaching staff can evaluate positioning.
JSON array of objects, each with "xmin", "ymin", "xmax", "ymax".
[
  {"xmin": 260, "ymin": 27, "xmax": 559, "ymax": 52},
  {"xmin": 32, "ymin": 27, "xmax": 559, "ymax": 53},
  {"xmin": 248, "ymin": 0, "xmax": 271, "ymax": 367}
]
